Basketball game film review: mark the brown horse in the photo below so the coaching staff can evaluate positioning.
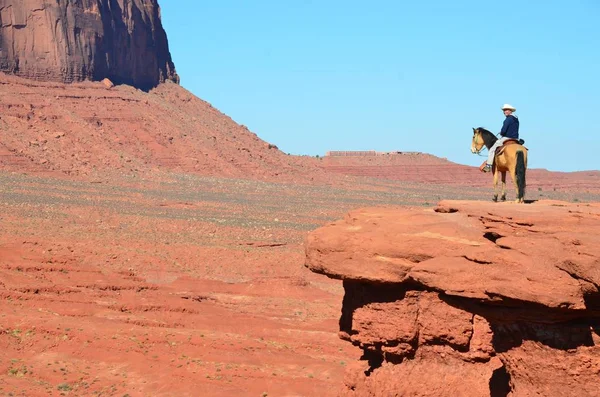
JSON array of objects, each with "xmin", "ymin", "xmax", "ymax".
[{"xmin": 471, "ymin": 127, "xmax": 528, "ymax": 203}]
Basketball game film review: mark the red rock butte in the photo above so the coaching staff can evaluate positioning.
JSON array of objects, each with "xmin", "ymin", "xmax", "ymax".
[
  {"xmin": 305, "ymin": 200, "xmax": 600, "ymax": 396},
  {"xmin": 0, "ymin": 0, "xmax": 178, "ymax": 91}
]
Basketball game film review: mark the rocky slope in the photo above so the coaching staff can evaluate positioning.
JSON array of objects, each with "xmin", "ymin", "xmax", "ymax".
[
  {"xmin": 0, "ymin": 72, "xmax": 330, "ymax": 182},
  {"xmin": 305, "ymin": 200, "xmax": 600, "ymax": 396},
  {"xmin": 0, "ymin": 0, "xmax": 178, "ymax": 90}
]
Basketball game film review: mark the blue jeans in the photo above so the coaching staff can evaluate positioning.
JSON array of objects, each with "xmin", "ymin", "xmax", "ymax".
[{"xmin": 487, "ymin": 137, "xmax": 510, "ymax": 165}]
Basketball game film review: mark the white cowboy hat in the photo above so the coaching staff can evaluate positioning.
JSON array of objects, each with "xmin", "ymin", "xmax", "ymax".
[{"xmin": 501, "ymin": 103, "xmax": 516, "ymax": 111}]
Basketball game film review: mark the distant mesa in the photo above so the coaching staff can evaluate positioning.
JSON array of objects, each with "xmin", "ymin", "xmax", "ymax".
[
  {"xmin": 0, "ymin": 0, "xmax": 179, "ymax": 91},
  {"xmin": 325, "ymin": 150, "xmax": 424, "ymax": 157}
]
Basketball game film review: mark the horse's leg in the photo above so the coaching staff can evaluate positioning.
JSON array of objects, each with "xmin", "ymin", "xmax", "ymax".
[
  {"xmin": 509, "ymin": 167, "xmax": 519, "ymax": 203},
  {"xmin": 493, "ymin": 169, "xmax": 499, "ymax": 202},
  {"xmin": 501, "ymin": 172, "xmax": 507, "ymax": 201},
  {"xmin": 504, "ymin": 147, "xmax": 527, "ymax": 203}
]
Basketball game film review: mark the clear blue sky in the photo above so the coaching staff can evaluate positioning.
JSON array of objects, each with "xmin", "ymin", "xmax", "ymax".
[{"xmin": 160, "ymin": 0, "xmax": 599, "ymax": 172}]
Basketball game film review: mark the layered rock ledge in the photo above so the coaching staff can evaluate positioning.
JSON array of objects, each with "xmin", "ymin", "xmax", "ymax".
[
  {"xmin": 305, "ymin": 200, "xmax": 600, "ymax": 396},
  {"xmin": 0, "ymin": 0, "xmax": 178, "ymax": 90}
]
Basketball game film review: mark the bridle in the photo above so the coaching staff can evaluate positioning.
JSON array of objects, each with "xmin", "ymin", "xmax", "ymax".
[{"xmin": 472, "ymin": 132, "xmax": 486, "ymax": 156}]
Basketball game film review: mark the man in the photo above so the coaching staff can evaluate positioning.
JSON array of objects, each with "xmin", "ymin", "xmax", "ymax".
[{"xmin": 482, "ymin": 103, "xmax": 519, "ymax": 172}]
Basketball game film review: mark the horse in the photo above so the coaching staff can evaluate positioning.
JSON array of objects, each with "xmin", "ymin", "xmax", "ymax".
[{"xmin": 471, "ymin": 127, "xmax": 528, "ymax": 203}]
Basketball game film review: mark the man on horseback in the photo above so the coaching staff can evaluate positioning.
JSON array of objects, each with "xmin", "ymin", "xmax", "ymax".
[{"xmin": 481, "ymin": 104, "xmax": 519, "ymax": 172}]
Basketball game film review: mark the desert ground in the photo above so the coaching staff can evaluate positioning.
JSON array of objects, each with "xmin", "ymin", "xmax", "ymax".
[
  {"xmin": 2, "ymin": 69, "xmax": 600, "ymax": 397},
  {"xmin": 1, "ymin": 167, "xmax": 599, "ymax": 396}
]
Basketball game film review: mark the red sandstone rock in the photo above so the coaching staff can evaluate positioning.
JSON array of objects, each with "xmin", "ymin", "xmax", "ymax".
[
  {"xmin": 305, "ymin": 200, "xmax": 600, "ymax": 396},
  {"xmin": 0, "ymin": 0, "xmax": 178, "ymax": 90},
  {"xmin": 101, "ymin": 78, "xmax": 114, "ymax": 89}
]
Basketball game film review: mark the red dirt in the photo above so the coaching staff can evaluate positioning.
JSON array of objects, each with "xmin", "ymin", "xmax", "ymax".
[
  {"xmin": 321, "ymin": 153, "xmax": 600, "ymax": 193},
  {"xmin": 0, "ymin": 173, "xmax": 365, "ymax": 396},
  {"xmin": 0, "ymin": 73, "xmax": 329, "ymax": 184},
  {"xmin": 1, "ymin": 73, "xmax": 599, "ymax": 396}
]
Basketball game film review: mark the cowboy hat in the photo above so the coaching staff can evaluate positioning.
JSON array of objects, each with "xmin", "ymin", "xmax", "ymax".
[{"xmin": 501, "ymin": 103, "xmax": 516, "ymax": 111}]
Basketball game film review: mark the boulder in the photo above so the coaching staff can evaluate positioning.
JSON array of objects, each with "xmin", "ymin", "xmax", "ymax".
[{"xmin": 101, "ymin": 78, "xmax": 115, "ymax": 89}]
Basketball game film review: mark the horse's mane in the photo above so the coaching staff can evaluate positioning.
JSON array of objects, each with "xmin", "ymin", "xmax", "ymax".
[{"xmin": 477, "ymin": 127, "xmax": 497, "ymax": 148}]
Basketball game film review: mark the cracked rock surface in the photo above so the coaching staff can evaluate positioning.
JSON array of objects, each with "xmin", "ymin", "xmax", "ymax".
[{"xmin": 305, "ymin": 200, "xmax": 600, "ymax": 396}]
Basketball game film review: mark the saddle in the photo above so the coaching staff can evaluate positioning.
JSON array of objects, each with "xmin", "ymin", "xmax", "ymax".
[
  {"xmin": 479, "ymin": 139, "xmax": 527, "ymax": 172},
  {"xmin": 495, "ymin": 139, "xmax": 526, "ymax": 156}
]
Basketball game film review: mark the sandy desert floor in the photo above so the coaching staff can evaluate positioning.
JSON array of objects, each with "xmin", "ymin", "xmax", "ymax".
[{"xmin": 1, "ymin": 170, "xmax": 599, "ymax": 397}]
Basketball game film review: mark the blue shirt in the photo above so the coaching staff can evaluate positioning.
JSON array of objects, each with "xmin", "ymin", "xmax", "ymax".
[{"xmin": 500, "ymin": 115, "xmax": 519, "ymax": 139}]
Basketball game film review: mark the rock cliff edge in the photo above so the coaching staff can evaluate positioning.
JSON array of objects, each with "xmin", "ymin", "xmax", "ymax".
[{"xmin": 305, "ymin": 200, "xmax": 600, "ymax": 396}]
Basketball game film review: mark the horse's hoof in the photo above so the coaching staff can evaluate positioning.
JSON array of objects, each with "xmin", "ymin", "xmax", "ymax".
[
  {"xmin": 501, "ymin": 196, "xmax": 506, "ymax": 202},
  {"xmin": 492, "ymin": 196, "xmax": 498, "ymax": 202}
]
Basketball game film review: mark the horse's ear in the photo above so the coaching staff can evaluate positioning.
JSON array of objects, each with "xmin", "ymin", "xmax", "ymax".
[{"xmin": 472, "ymin": 127, "xmax": 476, "ymax": 132}]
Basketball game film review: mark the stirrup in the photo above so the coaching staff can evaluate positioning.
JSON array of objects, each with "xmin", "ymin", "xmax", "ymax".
[{"xmin": 479, "ymin": 162, "xmax": 492, "ymax": 172}]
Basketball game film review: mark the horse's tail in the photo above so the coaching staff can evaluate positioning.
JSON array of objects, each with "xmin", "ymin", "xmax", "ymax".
[{"xmin": 515, "ymin": 150, "xmax": 526, "ymax": 201}]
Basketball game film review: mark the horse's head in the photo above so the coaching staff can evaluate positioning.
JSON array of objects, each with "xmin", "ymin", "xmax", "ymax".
[
  {"xmin": 471, "ymin": 127, "xmax": 496, "ymax": 154},
  {"xmin": 471, "ymin": 127, "xmax": 485, "ymax": 154}
]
